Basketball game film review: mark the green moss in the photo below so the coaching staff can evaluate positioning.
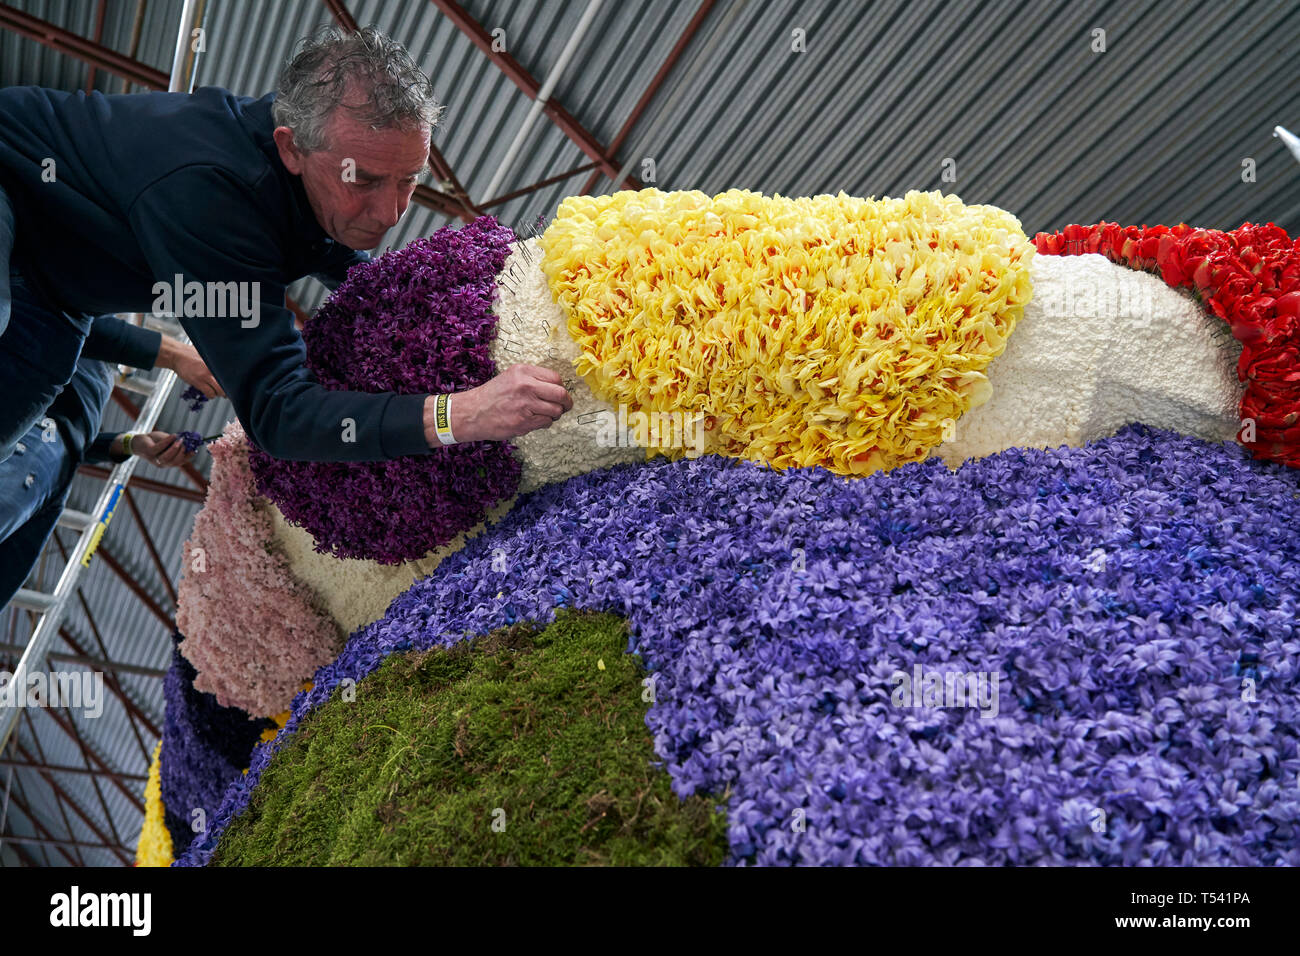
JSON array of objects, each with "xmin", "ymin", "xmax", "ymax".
[{"xmin": 210, "ymin": 608, "xmax": 728, "ymax": 866}]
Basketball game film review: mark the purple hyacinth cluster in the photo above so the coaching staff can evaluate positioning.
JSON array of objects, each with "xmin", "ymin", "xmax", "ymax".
[
  {"xmin": 247, "ymin": 216, "xmax": 521, "ymax": 564},
  {"xmin": 177, "ymin": 425, "xmax": 1300, "ymax": 866},
  {"xmin": 161, "ymin": 630, "xmax": 274, "ymax": 856},
  {"xmin": 180, "ymin": 386, "xmax": 208, "ymax": 413},
  {"xmin": 177, "ymin": 431, "xmax": 204, "ymax": 454}
]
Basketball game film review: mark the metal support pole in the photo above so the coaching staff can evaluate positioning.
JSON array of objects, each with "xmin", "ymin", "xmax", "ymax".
[
  {"xmin": 0, "ymin": 751, "xmax": 13, "ymax": 862},
  {"xmin": 168, "ymin": 0, "xmax": 205, "ymax": 94},
  {"xmin": 481, "ymin": 0, "xmax": 604, "ymax": 204}
]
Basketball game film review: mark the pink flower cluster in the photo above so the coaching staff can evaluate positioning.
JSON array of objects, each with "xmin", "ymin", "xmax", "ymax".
[{"xmin": 175, "ymin": 420, "xmax": 343, "ymax": 716}]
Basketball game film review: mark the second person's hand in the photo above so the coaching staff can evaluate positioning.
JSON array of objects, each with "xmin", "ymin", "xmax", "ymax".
[{"xmin": 131, "ymin": 431, "xmax": 196, "ymax": 468}]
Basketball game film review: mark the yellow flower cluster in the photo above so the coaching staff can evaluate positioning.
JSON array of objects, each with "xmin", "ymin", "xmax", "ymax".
[
  {"xmin": 540, "ymin": 188, "xmax": 1034, "ymax": 475},
  {"xmin": 134, "ymin": 741, "xmax": 174, "ymax": 867},
  {"xmin": 258, "ymin": 681, "xmax": 312, "ymax": 747}
]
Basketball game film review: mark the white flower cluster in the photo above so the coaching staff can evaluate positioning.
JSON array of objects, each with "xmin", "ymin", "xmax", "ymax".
[
  {"xmin": 938, "ymin": 253, "xmax": 1245, "ymax": 468},
  {"xmin": 489, "ymin": 237, "xmax": 645, "ymax": 493}
]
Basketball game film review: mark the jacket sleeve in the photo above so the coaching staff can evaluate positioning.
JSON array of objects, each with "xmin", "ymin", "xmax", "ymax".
[
  {"xmin": 80, "ymin": 315, "xmax": 162, "ymax": 369},
  {"xmin": 85, "ymin": 431, "xmax": 128, "ymax": 465},
  {"xmin": 312, "ymin": 248, "xmax": 370, "ymax": 292},
  {"xmin": 126, "ymin": 167, "xmax": 430, "ymax": 463}
]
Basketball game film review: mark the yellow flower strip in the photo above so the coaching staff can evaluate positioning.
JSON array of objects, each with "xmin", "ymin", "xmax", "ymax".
[
  {"xmin": 134, "ymin": 741, "xmax": 174, "ymax": 867},
  {"xmin": 256, "ymin": 680, "xmax": 312, "ymax": 750},
  {"xmin": 540, "ymin": 188, "xmax": 1035, "ymax": 475}
]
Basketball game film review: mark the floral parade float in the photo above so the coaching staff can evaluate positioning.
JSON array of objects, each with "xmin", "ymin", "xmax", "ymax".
[{"xmin": 143, "ymin": 187, "xmax": 1300, "ymax": 866}]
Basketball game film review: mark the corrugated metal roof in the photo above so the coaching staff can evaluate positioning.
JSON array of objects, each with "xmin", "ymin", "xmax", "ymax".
[{"xmin": 2, "ymin": 0, "xmax": 1298, "ymax": 866}]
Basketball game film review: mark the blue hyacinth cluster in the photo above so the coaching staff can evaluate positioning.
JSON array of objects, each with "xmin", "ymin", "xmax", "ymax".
[{"xmin": 178, "ymin": 425, "xmax": 1300, "ymax": 866}]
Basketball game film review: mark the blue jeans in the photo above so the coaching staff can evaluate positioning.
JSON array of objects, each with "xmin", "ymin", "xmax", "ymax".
[
  {"xmin": 0, "ymin": 416, "xmax": 76, "ymax": 609},
  {"xmin": 0, "ymin": 183, "xmax": 12, "ymax": 338},
  {"xmin": 0, "ymin": 183, "xmax": 88, "ymax": 465}
]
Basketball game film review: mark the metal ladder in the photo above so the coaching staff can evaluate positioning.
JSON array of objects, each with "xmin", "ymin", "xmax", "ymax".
[
  {"xmin": 0, "ymin": 320, "xmax": 191, "ymax": 751},
  {"xmin": 0, "ymin": 0, "xmax": 206, "ymax": 754}
]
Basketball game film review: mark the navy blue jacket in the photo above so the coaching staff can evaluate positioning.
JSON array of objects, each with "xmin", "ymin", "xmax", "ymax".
[
  {"xmin": 52, "ymin": 358, "xmax": 127, "ymax": 466},
  {"xmin": 0, "ymin": 85, "xmax": 431, "ymax": 462}
]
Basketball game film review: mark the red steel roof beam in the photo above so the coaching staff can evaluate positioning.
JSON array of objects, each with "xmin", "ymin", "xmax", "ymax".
[
  {"xmin": 0, "ymin": 758, "xmax": 147, "ymax": 783},
  {"xmin": 0, "ymin": 2, "xmax": 168, "ymax": 90},
  {"xmin": 56, "ymin": 625, "xmax": 157, "ymax": 761},
  {"xmin": 95, "ymin": 545, "xmax": 175, "ymax": 632},
  {"xmin": 480, "ymin": 160, "xmax": 601, "ymax": 211},
  {"xmin": 0, "ymin": 642, "xmax": 167, "ymax": 679},
  {"xmin": 430, "ymin": 0, "xmax": 640, "ymax": 192},
  {"xmin": 580, "ymin": 0, "xmax": 715, "ymax": 195},
  {"xmin": 13, "ymin": 739, "xmax": 135, "ymax": 863},
  {"xmin": 321, "ymin": 0, "xmax": 359, "ymax": 33},
  {"xmin": 25, "ymin": 710, "xmax": 144, "ymax": 816},
  {"xmin": 2, "ymin": 833, "xmax": 131, "ymax": 852},
  {"xmin": 16, "ymin": 710, "xmax": 85, "ymax": 865},
  {"xmin": 37, "ymin": 544, "xmax": 163, "ymax": 747},
  {"xmin": 412, "ymin": 183, "xmax": 473, "ymax": 219},
  {"xmin": 122, "ymin": 488, "xmax": 178, "ymax": 607},
  {"xmin": 82, "ymin": 0, "xmax": 108, "ymax": 93},
  {"xmin": 1, "ymin": 790, "xmax": 80, "ymax": 866},
  {"xmin": 76, "ymin": 464, "xmax": 207, "ymax": 503},
  {"xmin": 60, "ymin": 710, "xmax": 126, "ymax": 850},
  {"xmin": 427, "ymin": 140, "xmax": 480, "ymax": 223}
]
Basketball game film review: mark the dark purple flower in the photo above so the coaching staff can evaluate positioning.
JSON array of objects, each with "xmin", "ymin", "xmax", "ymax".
[
  {"xmin": 161, "ymin": 629, "xmax": 275, "ymax": 855},
  {"xmin": 247, "ymin": 217, "xmax": 520, "ymax": 564}
]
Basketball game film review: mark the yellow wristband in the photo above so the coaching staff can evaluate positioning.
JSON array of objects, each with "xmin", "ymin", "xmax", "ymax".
[
  {"xmin": 434, "ymin": 393, "xmax": 457, "ymax": 445},
  {"xmin": 121, "ymin": 433, "xmax": 135, "ymax": 456}
]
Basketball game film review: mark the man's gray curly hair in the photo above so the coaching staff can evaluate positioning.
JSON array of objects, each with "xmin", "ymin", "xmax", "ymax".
[{"xmin": 272, "ymin": 25, "xmax": 444, "ymax": 152}]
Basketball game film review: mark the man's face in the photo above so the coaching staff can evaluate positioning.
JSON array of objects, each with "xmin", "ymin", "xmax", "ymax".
[{"xmin": 274, "ymin": 103, "xmax": 430, "ymax": 250}]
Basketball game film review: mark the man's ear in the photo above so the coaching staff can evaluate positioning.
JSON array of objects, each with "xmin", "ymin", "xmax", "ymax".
[{"xmin": 273, "ymin": 126, "xmax": 306, "ymax": 175}]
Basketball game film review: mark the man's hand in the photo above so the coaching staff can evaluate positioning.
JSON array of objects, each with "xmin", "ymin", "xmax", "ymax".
[
  {"xmin": 128, "ymin": 431, "xmax": 196, "ymax": 468},
  {"xmin": 425, "ymin": 365, "xmax": 573, "ymax": 446},
  {"xmin": 156, "ymin": 336, "xmax": 226, "ymax": 399}
]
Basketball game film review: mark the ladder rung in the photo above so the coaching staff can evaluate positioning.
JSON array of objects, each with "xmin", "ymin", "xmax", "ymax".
[
  {"xmin": 57, "ymin": 508, "xmax": 94, "ymax": 531},
  {"xmin": 141, "ymin": 315, "xmax": 183, "ymax": 336},
  {"xmin": 116, "ymin": 374, "xmax": 157, "ymax": 397},
  {"xmin": 9, "ymin": 589, "xmax": 55, "ymax": 613}
]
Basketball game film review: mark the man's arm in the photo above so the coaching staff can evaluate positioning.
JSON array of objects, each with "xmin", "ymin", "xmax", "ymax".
[
  {"xmin": 81, "ymin": 315, "xmax": 161, "ymax": 369},
  {"xmin": 128, "ymin": 169, "xmax": 430, "ymax": 463},
  {"xmin": 82, "ymin": 314, "xmax": 226, "ymax": 399}
]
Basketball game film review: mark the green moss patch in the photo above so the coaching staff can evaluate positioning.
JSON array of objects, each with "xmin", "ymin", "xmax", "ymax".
[{"xmin": 210, "ymin": 608, "xmax": 728, "ymax": 865}]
